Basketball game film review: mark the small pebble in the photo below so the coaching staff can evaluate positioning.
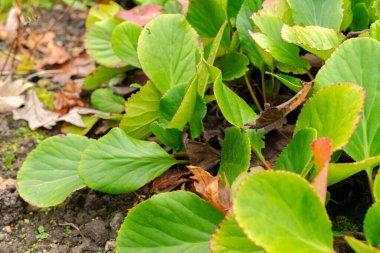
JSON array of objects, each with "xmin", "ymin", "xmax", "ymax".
[{"xmin": 3, "ymin": 226, "xmax": 11, "ymax": 234}]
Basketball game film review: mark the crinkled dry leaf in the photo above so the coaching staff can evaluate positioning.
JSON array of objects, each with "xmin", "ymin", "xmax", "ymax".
[
  {"xmin": 188, "ymin": 166, "xmax": 231, "ymax": 214},
  {"xmin": 184, "ymin": 139, "xmax": 221, "ymax": 170},
  {"xmin": 115, "ymin": 5, "xmax": 163, "ymax": 26},
  {"xmin": 311, "ymin": 138, "xmax": 332, "ymax": 204},
  {"xmin": 13, "ymin": 90, "xmax": 59, "ymax": 130},
  {"xmin": 151, "ymin": 169, "xmax": 191, "ymax": 193},
  {"xmin": 246, "ymin": 80, "xmax": 313, "ymax": 129},
  {"xmin": 0, "ymin": 76, "xmax": 33, "ymax": 113},
  {"xmin": 55, "ymin": 83, "xmax": 87, "ymax": 115}
]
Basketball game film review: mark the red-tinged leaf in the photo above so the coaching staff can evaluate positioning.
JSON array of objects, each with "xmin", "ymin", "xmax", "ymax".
[
  {"xmin": 311, "ymin": 137, "xmax": 332, "ymax": 204},
  {"xmin": 115, "ymin": 5, "xmax": 163, "ymax": 26},
  {"xmin": 151, "ymin": 169, "xmax": 191, "ymax": 193},
  {"xmin": 188, "ymin": 166, "xmax": 231, "ymax": 214},
  {"xmin": 246, "ymin": 80, "xmax": 313, "ymax": 129}
]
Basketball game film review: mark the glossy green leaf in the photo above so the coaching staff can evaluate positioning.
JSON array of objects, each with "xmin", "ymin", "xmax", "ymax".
[
  {"xmin": 138, "ymin": 14, "xmax": 198, "ymax": 94},
  {"xmin": 189, "ymin": 94, "xmax": 207, "ymax": 139},
  {"xmin": 375, "ymin": 174, "xmax": 380, "ymax": 202},
  {"xmin": 91, "ymin": 88, "xmax": 125, "ymax": 113},
  {"xmin": 266, "ymin": 72, "xmax": 302, "ymax": 92},
  {"xmin": 315, "ymin": 38, "xmax": 380, "ymax": 161},
  {"xmin": 251, "ymin": 12, "xmax": 310, "ymax": 74},
  {"xmin": 275, "ymin": 128, "xmax": 317, "ymax": 175},
  {"xmin": 234, "ymin": 171, "xmax": 333, "ymax": 253},
  {"xmin": 116, "ymin": 191, "xmax": 224, "ymax": 253},
  {"xmin": 215, "ymin": 52, "xmax": 249, "ymax": 81},
  {"xmin": 210, "ymin": 213, "xmax": 264, "ymax": 253},
  {"xmin": 86, "ymin": 1, "xmax": 123, "ymax": 28},
  {"xmin": 78, "ymin": 128, "xmax": 178, "ymax": 194},
  {"xmin": 187, "ymin": 0, "xmax": 227, "ymax": 39},
  {"xmin": 295, "ymin": 84, "xmax": 364, "ymax": 151},
  {"xmin": 341, "ymin": 0, "xmax": 353, "ymax": 30},
  {"xmin": 120, "ymin": 82, "xmax": 161, "ymax": 139},
  {"xmin": 212, "ymin": 66, "xmax": 257, "ymax": 127},
  {"xmin": 352, "ymin": 3, "xmax": 370, "ymax": 31},
  {"xmin": 83, "ymin": 66, "xmax": 131, "ymax": 90},
  {"xmin": 281, "ymin": 25, "xmax": 344, "ymax": 60},
  {"xmin": 364, "ymin": 202, "xmax": 380, "ymax": 247},
  {"xmin": 227, "ymin": 0, "xmax": 244, "ymax": 25},
  {"xmin": 112, "ymin": 22, "xmax": 142, "ymax": 68},
  {"xmin": 287, "ymin": 0, "xmax": 343, "ymax": 30},
  {"xmin": 236, "ymin": 0, "xmax": 266, "ymax": 70},
  {"xmin": 346, "ymin": 237, "xmax": 380, "ymax": 253},
  {"xmin": 370, "ymin": 20, "xmax": 380, "ymax": 41},
  {"xmin": 218, "ymin": 127, "xmax": 250, "ymax": 185},
  {"xmin": 18, "ymin": 135, "xmax": 91, "ymax": 207},
  {"xmin": 328, "ymin": 156, "xmax": 380, "ymax": 186},
  {"xmin": 246, "ymin": 128, "xmax": 265, "ymax": 161},
  {"xmin": 150, "ymin": 122, "xmax": 183, "ymax": 151},
  {"xmin": 85, "ymin": 18, "xmax": 126, "ymax": 68}
]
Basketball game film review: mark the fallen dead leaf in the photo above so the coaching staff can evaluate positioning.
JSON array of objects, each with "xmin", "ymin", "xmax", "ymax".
[
  {"xmin": 115, "ymin": 5, "xmax": 163, "ymax": 26},
  {"xmin": 188, "ymin": 165, "xmax": 231, "ymax": 214},
  {"xmin": 184, "ymin": 138, "xmax": 221, "ymax": 170},
  {"xmin": 3, "ymin": 7, "xmax": 20, "ymax": 39},
  {"xmin": 55, "ymin": 82, "xmax": 87, "ymax": 115},
  {"xmin": 151, "ymin": 169, "xmax": 191, "ymax": 193},
  {"xmin": 0, "ymin": 76, "xmax": 33, "ymax": 113},
  {"xmin": 246, "ymin": 80, "xmax": 313, "ymax": 129},
  {"xmin": 13, "ymin": 90, "xmax": 59, "ymax": 130},
  {"xmin": 311, "ymin": 137, "xmax": 332, "ymax": 204}
]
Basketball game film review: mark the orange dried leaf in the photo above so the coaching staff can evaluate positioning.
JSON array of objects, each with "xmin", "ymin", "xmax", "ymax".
[{"xmin": 188, "ymin": 165, "xmax": 231, "ymax": 214}]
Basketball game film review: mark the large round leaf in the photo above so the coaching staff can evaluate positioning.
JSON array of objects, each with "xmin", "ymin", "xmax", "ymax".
[
  {"xmin": 234, "ymin": 171, "xmax": 333, "ymax": 253},
  {"xmin": 18, "ymin": 135, "xmax": 91, "ymax": 207},
  {"xmin": 294, "ymin": 83, "xmax": 364, "ymax": 151},
  {"xmin": 210, "ymin": 213, "xmax": 263, "ymax": 253},
  {"xmin": 364, "ymin": 203, "xmax": 380, "ymax": 247},
  {"xmin": 287, "ymin": 0, "xmax": 343, "ymax": 30},
  {"xmin": 85, "ymin": 18, "xmax": 126, "ymax": 68},
  {"xmin": 112, "ymin": 22, "xmax": 142, "ymax": 68},
  {"xmin": 116, "ymin": 191, "xmax": 224, "ymax": 253},
  {"xmin": 137, "ymin": 14, "xmax": 198, "ymax": 94},
  {"xmin": 78, "ymin": 128, "xmax": 178, "ymax": 194},
  {"xmin": 315, "ymin": 38, "xmax": 380, "ymax": 161},
  {"xmin": 91, "ymin": 88, "xmax": 125, "ymax": 113}
]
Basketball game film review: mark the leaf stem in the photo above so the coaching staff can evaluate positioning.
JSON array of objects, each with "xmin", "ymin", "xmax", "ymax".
[
  {"xmin": 176, "ymin": 160, "xmax": 191, "ymax": 165},
  {"xmin": 366, "ymin": 168, "xmax": 375, "ymax": 202},
  {"xmin": 306, "ymin": 70, "xmax": 315, "ymax": 81},
  {"xmin": 260, "ymin": 71, "xmax": 267, "ymax": 104},
  {"xmin": 244, "ymin": 74, "xmax": 263, "ymax": 112}
]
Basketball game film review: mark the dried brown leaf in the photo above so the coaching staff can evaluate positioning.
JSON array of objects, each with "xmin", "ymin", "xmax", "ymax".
[
  {"xmin": 184, "ymin": 139, "xmax": 221, "ymax": 170},
  {"xmin": 151, "ymin": 169, "xmax": 191, "ymax": 193},
  {"xmin": 188, "ymin": 166, "xmax": 231, "ymax": 214},
  {"xmin": 0, "ymin": 76, "xmax": 33, "ymax": 113}
]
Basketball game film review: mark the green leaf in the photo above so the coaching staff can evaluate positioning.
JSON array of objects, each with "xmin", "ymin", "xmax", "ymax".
[
  {"xmin": 234, "ymin": 171, "xmax": 333, "ymax": 253},
  {"xmin": 91, "ymin": 88, "xmax": 125, "ymax": 113},
  {"xmin": 275, "ymin": 128, "xmax": 317, "ymax": 175},
  {"xmin": 215, "ymin": 52, "xmax": 249, "ymax": 81},
  {"xmin": 266, "ymin": 72, "xmax": 302, "ymax": 92},
  {"xmin": 246, "ymin": 128, "xmax": 265, "ymax": 161},
  {"xmin": 328, "ymin": 156, "xmax": 380, "ymax": 186},
  {"xmin": 210, "ymin": 213, "xmax": 264, "ymax": 253},
  {"xmin": 86, "ymin": 1, "xmax": 123, "ymax": 28},
  {"xmin": 364, "ymin": 202, "xmax": 380, "ymax": 247},
  {"xmin": 61, "ymin": 115, "xmax": 99, "ymax": 136},
  {"xmin": 18, "ymin": 135, "xmax": 91, "ymax": 207},
  {"xmin": 341, "ymin": 0, "xmax": 353, "ymax": 30},
  {"xmin": 112, "ymin": 22, "xmax": 142, "ymax": 68},
  {"xmin": 189, "ymin": 94, "xmax": 207, "ymax": 139},
  {"xmin": 120, "ymin": 81, "xmax": 161, "ymax": 139},
  {"xmin": 78, "ymin": 128, "xmax": 178, "ymax": 194},
  {"xmin": 294, "ymin": 83, "xmax": 364, "ymax": 151},
  {"xmin": 227, "ymin": 0, "xmax": 244, "ymax": 25},
  {"xmin": 375, "ymin": 174, "xmax": 380, "ymax": 202},
  {"xmin": 85, "ymin": 19, "xmax": 126, "ymax": 68},
  {"xmin": 84, "ymin": 66, "xmax": 131, "ymax": 90},
  {"xmin": 315, "ymin": 38, "xmax": 380, "ymax": 161},
  {"xmin": 281, "ymin": 25, "xmax": 344, "ymax": 60},
  {"xmin": 251, "ymin": 12, "xmax": 310, "ymax": 74},
  {"xmin": 236, "ymin": 0, "xmax": 266, "ymax": 70},
  {"xmin": 116, "ymin": 191, "xmax": 224, "ymax": 253},
  {"xmin": 370, "ymin": 20, "xmax": 380, "ymax": 41},
  {"xmin": 287, "ymin": 0, "xmax": 343, "ymax": 30},
  {"xmin": 352, "ymin": 3, "xmax": 370, "ymax": 31},
  {"xmin": 187, "ymin": 0, "xmax": 227, "ymax": 40},
  {"xmin": 138, "ymin": 14, "xmax": 198, "ymax": 94},
  {"xmin": 212, "ymin": 66, "xmax": 257, "ymax": 127},
  {"xmin": 150, "ymin": 122, "xmax": 183, "ymax": 151},
  {"xmin": 218, "ymin": 127, "xmax": 250, "ymax": 185},
  {"xmin": 346, "ymin": 237, "xmax": 380, "ymax": 253}
]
